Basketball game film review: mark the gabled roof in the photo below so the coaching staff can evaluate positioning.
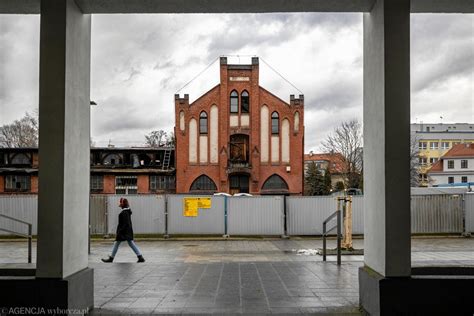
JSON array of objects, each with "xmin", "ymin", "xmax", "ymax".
[
  {"xmin": 427, "ymin": 143, "xmax": 474, "ymax": 173},
  {"xmin": 428, "ymin": 160, "xmax": 443, "ymax": 173},
  {"xmin": 304, "ymin": 152, "xmax": 347, "ymax": 174},
  {"xmin": 442, "ymin": 143, "xmax": 474, "ymax": 158}
]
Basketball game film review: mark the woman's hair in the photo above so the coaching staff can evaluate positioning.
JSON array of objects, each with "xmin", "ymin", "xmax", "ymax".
[{"xmin": 120, "ymin": 198, "xmax": 129, "ymax": 208}]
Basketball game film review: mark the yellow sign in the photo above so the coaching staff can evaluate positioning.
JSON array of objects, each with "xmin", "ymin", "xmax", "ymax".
[{"xmin": 183, "ymin": 197, "xmax": 212, "ymax": 217}]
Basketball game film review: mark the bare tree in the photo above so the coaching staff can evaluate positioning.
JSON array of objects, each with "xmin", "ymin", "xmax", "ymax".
[
  {"xmin": 0, "ymin": 112, "xmax": 38, "ymax": 148},
  {"xmin": 321, "ymin": 119, "xmax": 363, "ymax": 189},
  {"xmin": 410, "ymin": 135, "xmax": 421, "ymax": 187},
  {"xmin": 165, "ymin": 131, "xmax": 176, "ymax": 148},
  {"xmin": 144, "ymin": 130, "xmax": 167, "ymax": 147}
]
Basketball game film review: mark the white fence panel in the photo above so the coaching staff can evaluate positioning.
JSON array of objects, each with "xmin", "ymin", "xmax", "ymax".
[
  {"xmin": 107, "ymin": 195, "xmax": 166, "ymax": 234},
  {"xmin": 464, "ymin": 193, "xmax": 474, "ymax": 234},
  {"xmin": 167, "ymin": 195, "xmax": 225, "ymax": 235},
  {"xmin": 0, "ymin": 195, "xmax": 38, "ymax": 235},
  {"xmin": 286, "ymin": 196, "xmax": 336, "ymax": 235},
  {"xmin": 228, "ymin": 196, "xmax": 284, "ymax": 235}
]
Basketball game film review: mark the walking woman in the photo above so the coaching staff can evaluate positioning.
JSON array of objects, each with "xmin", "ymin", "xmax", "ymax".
[{"xmin": 102, "ymin": 198, "xmax": 145, "ymax": 263}]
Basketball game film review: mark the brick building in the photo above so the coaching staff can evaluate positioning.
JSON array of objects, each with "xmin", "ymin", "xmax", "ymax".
[
  {"xmin": 304, "ymin": 152, "xmax": 348, "ymax": 189},
  {"xmin": 175, "ymin": 57, "xmax": 304, "ymax": 195},
  {"xmin": 0, "ymin": 147, "xmax": 176, "ymax": 194}
]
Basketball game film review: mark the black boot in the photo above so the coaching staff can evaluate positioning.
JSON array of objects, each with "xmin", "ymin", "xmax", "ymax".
[
  {"xmin": 101, "ymin": 256, "xmax": 114, "ymax": 263},
  {"xmin": 137, "ymin": 255, "xmax": 145, "ymax": 263}
]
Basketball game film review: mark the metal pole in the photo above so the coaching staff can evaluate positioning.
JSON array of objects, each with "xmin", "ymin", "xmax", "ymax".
[
  {"xmin": 323, "ymin": 222, "xmax": 326, "ymax": 261},
  {"xmin": 283, "ymin": 195, "xmax": 288, "ymax": 237},
  {"xmin": 28, "ymin": 224, "xmax": 32, "ymax": 264},
  {"xmin": 164, "ymin": 194, "xmax": 169, "ymax": 238},
  {"xmin": 336, "ymin": 210, "xmax": 341, "ymax": 265},
  {"xmin": 224, "ymin": 196, "xmax": 228, "ymax": 237}
]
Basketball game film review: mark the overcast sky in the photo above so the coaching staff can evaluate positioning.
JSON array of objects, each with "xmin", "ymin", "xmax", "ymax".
[{"xmin": 0, "ymin": 13, "xmax": 472, "ymax": 151}]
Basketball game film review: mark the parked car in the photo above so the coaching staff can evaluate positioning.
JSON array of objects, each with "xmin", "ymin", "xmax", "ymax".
[{"xmin": 346, "ymin": 188, "xmax": 362, "ymax": 196}]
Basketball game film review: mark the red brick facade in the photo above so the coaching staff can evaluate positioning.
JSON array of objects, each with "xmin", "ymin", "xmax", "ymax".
[
  {"xmin": 175, "ymin": 57, "xmax": 304, "ymax": 195},
  {"xmin": 0, "ymin": 148, "xmax": 176, "ymax": 195}
]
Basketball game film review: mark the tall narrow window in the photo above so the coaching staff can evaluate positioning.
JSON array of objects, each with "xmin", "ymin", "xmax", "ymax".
[
  {"xmin": 230, "ymin": 90, "xmax": 238, "ymax": 113},
  {"xmin": 241, "ymin": 90, "xmax": 249, "ymax": 113},
  {"xmin": 199, "ymin": 111, "xmax": 208, "ymax": 134},
  {"xmin": 271, "ymin": 112, "xmax": 279, "ymax": 134}
]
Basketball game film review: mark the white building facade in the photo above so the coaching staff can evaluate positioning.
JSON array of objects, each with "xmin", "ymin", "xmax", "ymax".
[{"xmin": 427, "ymin": 143, "xmax": 474, "ymax": 186}]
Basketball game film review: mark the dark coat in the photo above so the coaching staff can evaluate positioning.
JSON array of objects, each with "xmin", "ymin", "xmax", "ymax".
[{"xmin": 115, "ymin": 208, "xmax": 134, "ymax": 241}]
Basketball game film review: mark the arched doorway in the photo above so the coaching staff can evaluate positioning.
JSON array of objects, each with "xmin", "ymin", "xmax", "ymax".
[{"xmin": 229, "ymin": 174, "xmax": 249, "ymax": 195}]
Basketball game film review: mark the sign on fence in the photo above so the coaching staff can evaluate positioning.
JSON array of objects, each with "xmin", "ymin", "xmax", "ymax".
[{"xmin": 183, "ymin": 197, "xmax": 212, "ymax": 217}]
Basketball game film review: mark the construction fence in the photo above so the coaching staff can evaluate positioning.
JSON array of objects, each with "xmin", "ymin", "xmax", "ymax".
[{"xmin": 0, "ymin": 193, "xmax": 472, "ymax": 237}]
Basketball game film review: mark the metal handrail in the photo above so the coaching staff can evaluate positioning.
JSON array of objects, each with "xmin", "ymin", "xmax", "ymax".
[
  {"xmin": 322, "ymin": 209, "xmax": 341, "ymax": 265},
  {"xmin": 0, "ymin": 213, "xmax": 33, "ymax": 263}
]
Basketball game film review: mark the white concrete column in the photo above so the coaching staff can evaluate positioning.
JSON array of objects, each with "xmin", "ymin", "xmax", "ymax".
[
  {"xmin": 36, "ymin": 0, "xmax": 91, "ymax": 278},
  {"xmin": 363, "ymin": 0, "xmax": 411, "ymax": 277}
]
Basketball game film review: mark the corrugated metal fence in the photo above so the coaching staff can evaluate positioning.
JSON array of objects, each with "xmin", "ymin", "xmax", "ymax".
[
  {"xmin": 465, "ymin": 193, "xmax": 474, "ymax": 234},
  {"xmin": 1, "ymin": 194, "xmax": 473, "ymax": 236},
  {"xmin": 411, "ymin": 195, "xmax": 463, "ymax": 233},
  {"xmin": 168, "ymin": 195, "xmax": 225, "ymax": 235},
  {"xmin": 228, "ymin": 196, "xmax": 284, "ymax": 235},
  {"xmin": 0, "ymin": 195, "xmax": 37, "ymax": 235},
  {"xmin": 107, "ymin": 195, "xmax": 166, "ymax": 235}
]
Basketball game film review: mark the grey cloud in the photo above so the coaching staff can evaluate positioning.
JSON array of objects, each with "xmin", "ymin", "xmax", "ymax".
[{"xmin": 411, "ymin": 14, "xmax": 473, "ymax": 93}]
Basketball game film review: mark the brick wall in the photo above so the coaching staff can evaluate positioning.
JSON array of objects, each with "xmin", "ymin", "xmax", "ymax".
[{"xmin": 175, "ymin": 57, "xmax": 304, "ymax": 195}]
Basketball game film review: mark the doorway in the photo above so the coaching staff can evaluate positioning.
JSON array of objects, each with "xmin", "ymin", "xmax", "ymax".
[{"xmin": 229, "ymin": 174, "xmax": 250, "ymax": 194}]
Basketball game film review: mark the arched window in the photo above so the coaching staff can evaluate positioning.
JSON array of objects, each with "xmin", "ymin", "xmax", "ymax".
[
  {"xmin": 230, "ymin": 90, "xmax": 239, "ymax": 113},
  {"xmin": 241, "ymin": 90, "xmax": 249, "ymax": 113},
  {"xmin": 10, "ymin": 153, "xmax": 30, "ymax": 165},
  {"xmin": 190, "ymin": 175, "xmax": 217, "ymax": 192},
  {"xmin": 103, "ymin": 153, "xmax": 122, "ymax": 165},
  {"xmin": 271, "ymin": 112, "xmax": 279, "ymax": 134},
  {"xmin": 199, "ymin": 111, "xmax": 208, "ymax": 134},
  {"xmin": 261, "ymin": 174, "xmax": 289, "ymax": 191}
]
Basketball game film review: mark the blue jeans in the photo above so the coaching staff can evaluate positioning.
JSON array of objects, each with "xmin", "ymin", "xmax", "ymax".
[{"xmin": 111, "ymin": 240, "xmax": 142, "ymax": 257}]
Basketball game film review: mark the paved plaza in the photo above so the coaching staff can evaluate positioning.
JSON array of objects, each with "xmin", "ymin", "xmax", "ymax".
[{"xmin": 1, "ymin": 237, "xmax": 474, "ymax": 314}]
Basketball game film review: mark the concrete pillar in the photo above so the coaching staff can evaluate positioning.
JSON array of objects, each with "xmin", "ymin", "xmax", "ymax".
[
  {"xmin": 362, "ymin": 0, "xmax": 411, "ymax": 277},
  {"xmin": 37, "ymin": 0, "xmax": 91, "ymax": 279}
]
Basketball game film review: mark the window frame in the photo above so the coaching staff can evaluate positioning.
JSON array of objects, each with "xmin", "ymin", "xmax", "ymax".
[
  {"xmin": 430, "ymin": 142, "xmax": 439, "ymax": 150},
  {"xmin": 271, "ymin": 111, "xmax": 279, "ymax": 135},
  {"xmin": 149, "ymin": 175, "xmax": 176, "ymax": 191},
  {"xmin": 199, "ymin": 111, "xmax": 208, "ymax": 134},
  {"xmin": 190, "ymin": 175, "xmax": 217, "ymax": 192},
  {"xmin": 441, "ymin": 142, "xmax": 450, "ymax": 150},
  {"xmin": 461, "ymin": 176, "xmax": 468, "ymax": 183},
  {"xmin": 4, "ymin": 174, "xmax": 31, "ymax": 192},
  {"xmin": 241, "ymin": 90, "xmax": 249, "ymax": 113},
  {"xmin": 418, "ymin": 142, "xmax": 427, "ymax": 150},
  {"xmin": 447, "ymin": 160, "xmax": 454, "ymax": 169},
  {"xmin": 448, "ymin": 176, "xmax": 454, "ymax": 184},
  {"xmin": 90, "ymin": 175, "xmax": 104, "ymax": 192},
  {"xmin": 230, "ymin": 90, "xmax": 239, "ymax": 114},
  {"xmin": 461, "ymin": 159, "xmax": 468, "ymax": 169}
]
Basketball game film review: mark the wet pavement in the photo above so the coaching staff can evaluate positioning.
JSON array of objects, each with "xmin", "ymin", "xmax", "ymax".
[{"xmin": 1, "ymin": 237, "xmax": 473, "ymax": 314}]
